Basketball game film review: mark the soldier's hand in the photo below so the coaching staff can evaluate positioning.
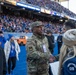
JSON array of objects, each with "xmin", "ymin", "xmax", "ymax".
[{"xmin": 49, "ymin": 55, "xmax": 56, "ymax": 63}]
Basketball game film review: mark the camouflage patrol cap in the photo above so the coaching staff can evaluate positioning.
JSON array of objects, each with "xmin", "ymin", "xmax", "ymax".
[{"xmin": 30, "ymin": 21, "xmax": 43, "ymax": 29}]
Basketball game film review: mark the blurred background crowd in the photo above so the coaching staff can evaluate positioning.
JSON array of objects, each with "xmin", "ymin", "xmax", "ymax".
[{"xmin": 0, "ymin": 14, "xmax": 64, "ymax": 34}]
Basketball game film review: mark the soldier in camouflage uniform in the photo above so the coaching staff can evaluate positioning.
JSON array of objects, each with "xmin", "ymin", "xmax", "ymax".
[{"xmin": 26, "ymin": 21, "xmax": 52, "ymax": 75}]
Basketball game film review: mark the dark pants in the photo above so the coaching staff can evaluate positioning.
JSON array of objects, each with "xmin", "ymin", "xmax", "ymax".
[
  {"xmin": 8, "ymin": 57, "xmax": 16, "ymax": 74},
  {"xmin": 49, "ymin": 66, "xmax": 53, "ymax": 75},
  {"xmin": 0, "ymin": 47, "xmax": 7, "ymax": 75},
  {"xmin": 58, "ymin": 43, "xmax": 62, "ymax": 54}
]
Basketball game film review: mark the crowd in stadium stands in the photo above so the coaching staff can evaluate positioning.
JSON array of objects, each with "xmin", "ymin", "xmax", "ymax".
[
  {"xmin": 15, "ymin": 0, "xmax": 26, "ymax": 2},
  {"xmin": 0, "ymin": 14, "xmax": 64, "ymax": 33},
  {"xmin": 24, "ymin": 0, "xmax": 76, "ymax": 18}
]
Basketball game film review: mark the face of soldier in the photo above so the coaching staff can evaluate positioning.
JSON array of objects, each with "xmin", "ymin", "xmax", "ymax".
[{"xmin": 34, "ymin": 25, "xmax": 44, "ymax": 35}]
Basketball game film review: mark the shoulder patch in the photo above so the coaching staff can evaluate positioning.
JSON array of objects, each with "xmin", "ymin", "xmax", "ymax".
[{"xmin": 28, "ymin": 46, "xmax": 33, "ymax": 50}]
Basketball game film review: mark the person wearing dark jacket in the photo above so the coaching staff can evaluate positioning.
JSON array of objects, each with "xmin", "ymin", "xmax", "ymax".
[
  {"xmin": 0, "ymin": 46, "xmax": 7, "ymax": 75},
  {"xmin": 0, "ymin": 30, "xmax": 7, "ymax": 75},
  {"xmin": 46, "ymin": 30, "xmax": 55, "ymax": 75},
  {"xmin": 57, "ymin": 32, "xmax": 63, "ymax": 54},
  {"xmin": 46, "ymin": 30, "xmax": 55, "ymax": 54}
]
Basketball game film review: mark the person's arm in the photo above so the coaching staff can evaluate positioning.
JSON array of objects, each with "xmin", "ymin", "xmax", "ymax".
[{"xmin": 4, "ymin": 41, "xmax": 8, "ymax": 63}]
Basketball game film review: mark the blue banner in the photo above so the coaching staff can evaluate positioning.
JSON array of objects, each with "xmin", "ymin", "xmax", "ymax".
[{"xmin": 16, "ymin": 2, "xmax": 40, "ymax": 12}]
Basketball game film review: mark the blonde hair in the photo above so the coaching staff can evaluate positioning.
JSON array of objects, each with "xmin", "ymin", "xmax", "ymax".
[{"xmin": 58, "ymin": 44, "xmax": 76, "ymax": 75}]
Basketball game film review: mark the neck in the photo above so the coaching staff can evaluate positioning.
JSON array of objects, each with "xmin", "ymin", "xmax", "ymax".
[{"xmin": 33, "ymin": 33, "xmax": 44, "ymax": 39}]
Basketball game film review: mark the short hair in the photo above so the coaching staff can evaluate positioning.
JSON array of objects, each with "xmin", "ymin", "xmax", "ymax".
[
  {"xmin": 46, "ymin": 30, "xmax": 52, "ymax": 34},
  {"xmin": 0, "ymin": 31, "xmax": 3, "ymax": 34},
  {"xmin": 64, "ymin": 20, "xmax": 76, "ymax": 29}
]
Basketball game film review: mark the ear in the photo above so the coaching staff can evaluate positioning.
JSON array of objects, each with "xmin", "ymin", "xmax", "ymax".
[{"xmin": 32, "ymin": 27, "xmax": 36, "ymax": 32}]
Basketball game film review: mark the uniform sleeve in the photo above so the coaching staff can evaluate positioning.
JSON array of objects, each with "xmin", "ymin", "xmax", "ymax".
[{"xmin": 26, "ymin": 39, "xmax": 50, "ymax": 60}]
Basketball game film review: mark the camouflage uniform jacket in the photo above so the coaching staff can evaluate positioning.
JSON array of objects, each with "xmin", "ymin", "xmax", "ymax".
[{"xmin": 26, "ymin": 34, "xmax": 51, "ymax": 74}]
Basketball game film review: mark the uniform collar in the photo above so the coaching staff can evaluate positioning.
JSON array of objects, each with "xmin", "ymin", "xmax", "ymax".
[{"xmin": 32, "ymin": 34, "xmax": 45, "ymax": 39}]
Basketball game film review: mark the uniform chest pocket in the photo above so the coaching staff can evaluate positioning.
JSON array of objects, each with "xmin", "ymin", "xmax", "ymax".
[
  {"xmin": 36, "ymin": 43, "xmax": 47, "ymax": 53},
  {"xmin": 34, "ymin": 40, "xmax": 47, "ymax": 53}
]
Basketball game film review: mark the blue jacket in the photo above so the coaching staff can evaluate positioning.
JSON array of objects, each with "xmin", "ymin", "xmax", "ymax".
[
  {"xmin": 62, "ymin": 57, "xmax": 76, "ymax": 75},
  {"xmin": 0, "ymin": 36, "xmax": 6, "ymax": 49}
]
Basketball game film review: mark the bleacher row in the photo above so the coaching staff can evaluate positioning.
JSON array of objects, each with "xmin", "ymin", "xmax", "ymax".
[{"xmin": 15, "ymin": 0, "xmax": 76, "ymax": 18}]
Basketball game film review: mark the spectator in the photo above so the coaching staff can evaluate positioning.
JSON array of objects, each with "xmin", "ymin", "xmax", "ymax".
[
  {"xmin": 0, "ymin": 46, "xmax": 7, "ymax": 75},
  {"xmin": 55, "ymin": 20, "xmax": 76, "ymax": 61},
  {"xmin": 58, "ymin": 29, "xmax": 76, "ymax": 75},
  {"xmin": 57, "ymin": 32, "xmax": 63, "ymax": 54},
  {"xmin": 4, "ymin": 34, "xmax": 20, "ymax": 75},
  {"xmin": 46, "ymin": 30, "xmax": 55, "ymax": 54},
  {"xmin": 26, "ymin": 0, "xmax": 76, "ymax": 17},
  {"xmin": 0, "ymin": 22, "xmax": 7, "ymax": 75}
]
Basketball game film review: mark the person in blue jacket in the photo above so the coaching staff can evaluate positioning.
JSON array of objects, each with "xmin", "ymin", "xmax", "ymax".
[{"xmin": 0, "ymin": 31, "xmax": 6, "ymax": 49}]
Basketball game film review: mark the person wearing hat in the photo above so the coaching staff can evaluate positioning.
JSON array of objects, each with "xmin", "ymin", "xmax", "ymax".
[
  {"xmin": 26, "ymin": 21, "xmax": 53, "ymax": 75},
  {"xmin": 4, "ymin": 34, "xmax": 20, "ymax": 75},
  {"xmin": 58, "ymin": 29, "xmax": 76, "ymax": 75}
]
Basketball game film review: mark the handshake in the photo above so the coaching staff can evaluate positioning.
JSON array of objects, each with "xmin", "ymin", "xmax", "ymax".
[{"xmin": 49, "ymin": 55, "xmax": 56, "ymax": 63}]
